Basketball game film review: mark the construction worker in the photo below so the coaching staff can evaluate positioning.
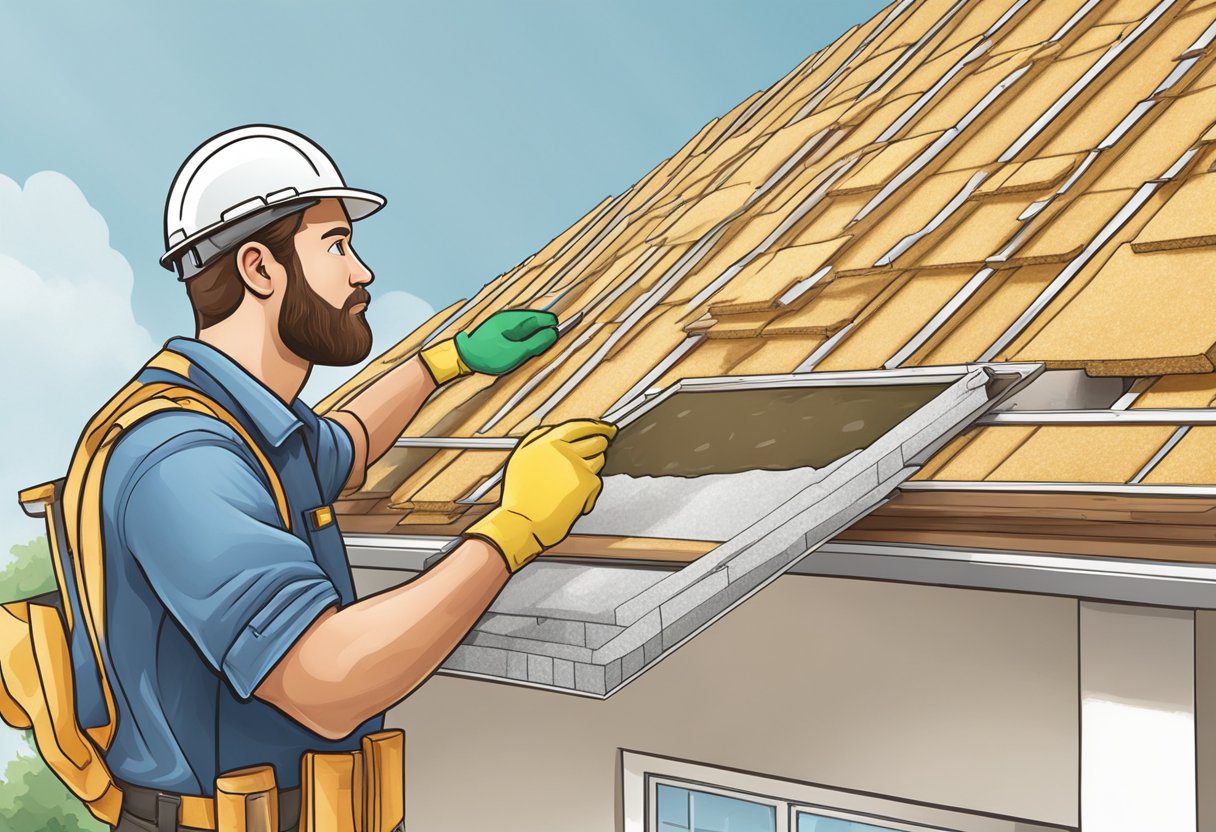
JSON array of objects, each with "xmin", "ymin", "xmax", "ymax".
[{"xmin": 55, "ymin": 125, "xmax": 615, "ymax": 832}]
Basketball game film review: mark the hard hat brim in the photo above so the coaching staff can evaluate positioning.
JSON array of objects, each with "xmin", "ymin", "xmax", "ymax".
[{"xmin": 159, "ymin": 187, "xmax": 386, "ymax": 271}]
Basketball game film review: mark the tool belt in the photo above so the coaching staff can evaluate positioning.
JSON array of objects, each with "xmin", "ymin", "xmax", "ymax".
[
  {"xmin": 116, "ymin": 778, "xmax": 299, "ymax": 832},
  {"xmin": 111, "ymin": 729, "xmax": 404, "ymax": 832}
]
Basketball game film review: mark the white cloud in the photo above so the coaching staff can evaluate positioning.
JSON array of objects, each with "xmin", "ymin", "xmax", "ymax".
[
  {"xmin": 0, "ymin": 171, "xmax": 155, "ymax": 559},
  {"xmin": 298, "ymin": 288, "xmax": 435, "ymax": 406}
]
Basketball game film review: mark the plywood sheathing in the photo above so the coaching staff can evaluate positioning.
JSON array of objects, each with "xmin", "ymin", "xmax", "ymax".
[
  {"xmin": 1013, "ymin": 244, "xmax": 1216, "ymax": 375},
  {"xmin": 915, "ymin": 264, "xmax": 1058, "ymax": 364},
  {"xmin": 1130, "ymin": 373, "xmax": 1216, "ymax": 408},
  {"xmin": 1132, "ymin": 170, "xmax": 1216, "ymax": 252},
  {"xmin": 840, "ymin": 490, "xmax": 1216, "ymax": 563},
  {"xmin": 986, "ymin": 425, "xmax": 1178, "ymax": 482},
  {"xmin": 325, "ymin": 0, "xmax": 1216, "ymax": 534}
]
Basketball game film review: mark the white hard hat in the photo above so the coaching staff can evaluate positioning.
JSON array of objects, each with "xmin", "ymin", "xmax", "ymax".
[{"xmin": 161, "ymin": 124, "xmax": 385, "ymax": 278}]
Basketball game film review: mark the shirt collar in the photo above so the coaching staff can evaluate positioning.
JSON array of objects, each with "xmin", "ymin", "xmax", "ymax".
[{"xmin": 163, "ymin": 336, "xmax": 307, "ymax": 447}]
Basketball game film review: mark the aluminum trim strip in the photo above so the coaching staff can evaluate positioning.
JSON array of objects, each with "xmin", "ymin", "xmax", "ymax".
[
  {"xmin": 1129, "ymin": 425, "xmax": 1191, "ymax": 483},
  {"xmin": 998, "ymin": 0, "xmax": 1179, "ymax": 162},
  {"xmin": 977, "ymin": 409, "xmax": 1216, "ymax": 425}
]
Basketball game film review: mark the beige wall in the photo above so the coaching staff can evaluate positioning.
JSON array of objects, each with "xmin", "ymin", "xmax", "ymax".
[{"xmin": 366, "ymin": 573, "xmax": 1079, "ymax": 831}]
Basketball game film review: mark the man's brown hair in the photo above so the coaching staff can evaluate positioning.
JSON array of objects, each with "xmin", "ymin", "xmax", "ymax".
[{"xmin": 184, "ymin": 210, "xmax": 305, "ymax": 329}]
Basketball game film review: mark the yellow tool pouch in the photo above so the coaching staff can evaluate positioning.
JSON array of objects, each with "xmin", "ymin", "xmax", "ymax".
[
  {"xmin": 300, "ymin": 730, "xmax": 405, "ymax": 832},
  {"xmin": 215, "ymin": 764, "xmax": 281, "ymax": 832},
  {"xmin": 0, "ymin": 348, "xmax": 291, "ymax": 827}
]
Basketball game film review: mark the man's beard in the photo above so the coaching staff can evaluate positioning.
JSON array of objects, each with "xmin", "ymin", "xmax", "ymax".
[{"xmin": 278, "ymin": 256, "xmax": 373, "ymax": 367}]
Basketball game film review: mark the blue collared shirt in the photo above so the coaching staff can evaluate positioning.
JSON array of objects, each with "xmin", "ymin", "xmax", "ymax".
[{"xmin": 83, "ymin": 336, "xmax": 382, "ymax": 795}]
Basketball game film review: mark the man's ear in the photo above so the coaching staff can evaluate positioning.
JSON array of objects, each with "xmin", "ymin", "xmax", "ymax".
[{"xmin": 236, "ymin": 242, "xmax": 278, "ymax": 299}]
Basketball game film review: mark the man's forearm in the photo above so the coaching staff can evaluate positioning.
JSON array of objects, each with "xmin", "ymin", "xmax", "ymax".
[
  {"xmin": 329, "ymin": 354, "xmax": 437, "ymax": 488},
  {"xmin": 256, "ymin": 537, "xmax": 508, "ymax": 739}
]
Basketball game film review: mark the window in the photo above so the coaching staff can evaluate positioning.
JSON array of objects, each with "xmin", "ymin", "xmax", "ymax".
[
  {"xmin": 658, "ymin": 782, "xmax": 777, "ymax": 832},
  {"xmin": 794, "ymin": 810, "xmax": 906, "ymax": 832},
  {"xmin": 623, "ymin": 751, "xmax": 1069, "ymax": 832}
]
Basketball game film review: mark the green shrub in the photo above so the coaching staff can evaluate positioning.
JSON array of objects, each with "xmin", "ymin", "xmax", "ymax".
[
  {"xmin": 0, "ymin": 536, "xmax": 57, "ymax": 603},
  {"xmin": 0, "ymin": 735, "xmax": 105, "ymax": 832},
  {"xmin": 0, "ymin": 536, "xmax": 105, "ymax": 831}
]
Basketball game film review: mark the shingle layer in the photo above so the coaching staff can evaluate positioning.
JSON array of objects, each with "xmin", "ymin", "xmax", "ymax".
[{"xmin": 322, "ymin": 0, "xmax": 1216, "ymax": 537}]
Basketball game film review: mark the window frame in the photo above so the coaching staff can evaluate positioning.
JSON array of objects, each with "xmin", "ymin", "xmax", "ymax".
[{"xmin": 622, "ymin": 750, "xmax": 1074, "ymax": 832}]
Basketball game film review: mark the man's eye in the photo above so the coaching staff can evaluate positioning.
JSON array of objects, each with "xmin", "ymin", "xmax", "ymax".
[{"xmin": 328, "ymin": 240, "xmax": 345, "ymax": 256}]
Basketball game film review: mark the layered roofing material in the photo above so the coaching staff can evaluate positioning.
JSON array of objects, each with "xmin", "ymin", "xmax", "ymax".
[{"xmin": 324, "ymin": 0, "xmax": 1216, "ymax": 694}]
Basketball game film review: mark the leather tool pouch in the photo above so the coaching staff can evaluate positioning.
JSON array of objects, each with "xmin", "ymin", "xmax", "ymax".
[{"xmin": 299, "ymin": 729, "xmax": 404, "ymax": 832}]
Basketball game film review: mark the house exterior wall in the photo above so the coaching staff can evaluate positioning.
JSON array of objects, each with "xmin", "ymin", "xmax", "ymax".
[{"xmin": 357, "ymin": 571, "xmax": 1080, "ymax": 831}]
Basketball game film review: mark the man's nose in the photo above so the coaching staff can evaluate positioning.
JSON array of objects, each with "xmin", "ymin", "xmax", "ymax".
[{"xmin": 350, "ymin": 252, "xmax": 374, "ymax": 287}]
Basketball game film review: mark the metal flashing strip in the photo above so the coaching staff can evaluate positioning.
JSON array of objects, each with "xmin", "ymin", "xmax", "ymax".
[
  {"xmin": 900, "ymin": 481, "xmax": 1216, "ymax": 497},
  {"xmin": 799, "ymin": 541, "xmax": 1216, "ymax": 610},
  {"xmin": 1052, "ymin": 150, "xmax": 1098, "ymax": 197},
  {"xmin": 853, "ymin": 63, "xmax": 1031, "ymax": 224},
  {"xmin": 1099, "ymin": 101, "xmax": 1157, "ymax": 150},
  {"xmin": 529, "ymin": 192, "xmax": 627, "ymax": 298},
  {"xmin": 884, "ymin": 267, "xmax": 995, "ymax": 369},
  {"xmin": 344, "ymin": 533, "xmax": 455, "ymax": 572},
  {"xmin": 1048, "ymin": 0, "xmax": 1102, "ymax": 43},
  {"xmin": 875, "ymin": 169, "xmax": 989, "ymax": 266},
  {"xmin": 777, "ymin": 264, "xmax": 833, "ymax": 307},
  {"xmin": 979, "ymin": 178, "xmax": 1168, "ymax": 362},
  {"xmin": 475, "ymin": 323, "xmax": 601, "ymax": 434},
  {"xmin": 856, "ymin": 0, "xmax": 970, "ymax": 101},
  {"xmin": 1129, "ymin": 425, "xmax": 1191, "ymax": 484},
  {"xmin": 602, "ymin": 335, "xmax": 703, "ymax": 419},
  {"xmin": 583, "ymin": 247, "xmax": 666, "ymax": 322},
  {"xmin": 682, "ymin": 156, "xmax": 860, "ymax": 312},
  {"xmin": 393, "ymin": 436, "xmax": 518, "ymax": 449},
  {"xmin": 998, "ymin": 0, "xmax": 1179, "ymax": 163},
  {"xmin": 795, "ymin": 322, "xmax": 855, "ymax": 372},
  {"xmin": 1189, "ymin": 17, "xmax": 1216, "ymax": 52},
  {"xmin": 657, "ymin": 361, "xmax": 1034, "ymax": 390},
  {"xmin": 609, "ymin": 367, "xmax": 1008, "ymax": 628},
  {"xmin": 1110, "ymin": 382, "xmax": 1153, "ymax": 411},
  {"xmin": 786, "ymin": 0, "xmax": 918, "ymax": 124},
  {"xmin": 875, "ymin": 40, "xmax": 990, "ymax": 144},
  {"xmin": 1154, "ymin": 58, "xmax": 1198, "ymax": 96},
  {"xmin": 977, "ymin": 408, "xmax": 1216, "ymax": 425}
]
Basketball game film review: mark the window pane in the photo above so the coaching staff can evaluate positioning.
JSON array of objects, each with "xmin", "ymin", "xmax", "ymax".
[
  {"xmin": 690, "ymin": 789, "xmax": 776, "ymax": 832},
  {"xmin": 657, "ymin": 784, "xmax": 691, "ymax": 831},
  {"xmin": 796, "ymin": 810, "xmax": 903, "ymax": 832}
]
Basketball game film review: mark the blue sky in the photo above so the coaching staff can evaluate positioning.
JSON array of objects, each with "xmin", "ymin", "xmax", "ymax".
[
  {"xmin": 0, "ymin": 0, "xmax": 887, "ymax": 764},
  {"xmin": 4, "ymin": 1, "xmax": 887, "ymax": 344}
]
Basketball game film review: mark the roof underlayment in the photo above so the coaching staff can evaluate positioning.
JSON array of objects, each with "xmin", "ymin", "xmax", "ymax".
[{"xmin": 319, "ymin": 0, "xmax": 1216, "ymax": 694}]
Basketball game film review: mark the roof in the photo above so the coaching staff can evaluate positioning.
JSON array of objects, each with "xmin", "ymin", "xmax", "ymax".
[{"xmin": 318, "ymin": 0, "xmax": 1216, "ymax": 695}]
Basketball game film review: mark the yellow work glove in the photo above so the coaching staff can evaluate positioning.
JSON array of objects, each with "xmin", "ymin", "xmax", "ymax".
[{"xmin": 465, "ymin": 419, "xmax": 617, "ymax": 572}]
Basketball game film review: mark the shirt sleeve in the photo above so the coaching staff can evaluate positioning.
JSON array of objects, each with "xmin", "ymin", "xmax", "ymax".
[
  {"xmin": 120, "ymin": 428, "xmax": 341, "ymax": 700},
  {"xmin": 313, "ymin": 415, "xmax": 357, "ymax": 504}
]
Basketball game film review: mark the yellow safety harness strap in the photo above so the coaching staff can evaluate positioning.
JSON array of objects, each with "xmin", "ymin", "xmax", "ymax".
[{"xmin": 62, "ymin": 348, "xmax": 290, "ymax": 737}]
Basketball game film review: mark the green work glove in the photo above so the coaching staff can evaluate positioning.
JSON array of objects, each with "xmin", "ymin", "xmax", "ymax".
[
  {"xmin": 420, "ymin": 309, "xmax": 558, "ymax": 385},
  {"xmin": 458, "ymin": 309, "xmax": 559, "ymax": 374}
]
